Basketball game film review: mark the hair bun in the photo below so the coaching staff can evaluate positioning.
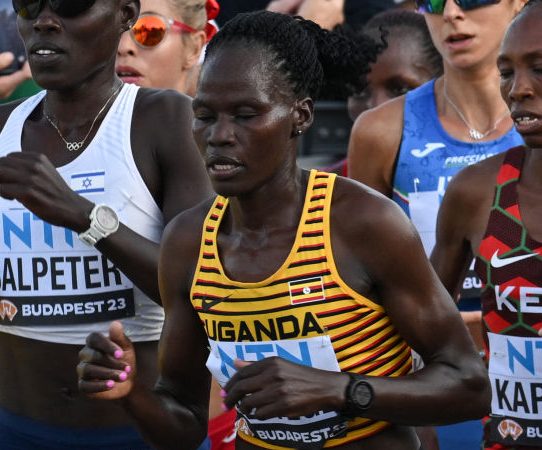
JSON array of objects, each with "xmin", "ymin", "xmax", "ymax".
[{"xmin": 206, "ymin": 0, "xmax": 220, "ymax": 20}]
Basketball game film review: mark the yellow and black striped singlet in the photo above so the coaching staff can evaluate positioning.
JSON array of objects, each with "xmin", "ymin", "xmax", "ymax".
[{"xmin": 190, "ymin": 170, "xmax": 412, "ymax": 449}]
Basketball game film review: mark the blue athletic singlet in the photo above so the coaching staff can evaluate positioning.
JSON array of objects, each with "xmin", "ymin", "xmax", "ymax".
[{"xmin": 393, "ymin": 79, "xmax": 523, "ymax": 298}]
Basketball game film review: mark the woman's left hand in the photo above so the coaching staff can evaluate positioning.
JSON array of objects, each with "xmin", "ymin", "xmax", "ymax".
[{"xmin": 223, "ymin": 357, "xmax": 349, "ymax": 419}]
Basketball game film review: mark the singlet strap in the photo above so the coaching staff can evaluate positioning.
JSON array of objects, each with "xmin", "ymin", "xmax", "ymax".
[{"xmin": 495, "ymin": 145, "xmax": 525, "ymax": 188}]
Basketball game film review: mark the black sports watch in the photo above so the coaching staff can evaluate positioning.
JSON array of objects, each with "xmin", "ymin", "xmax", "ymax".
[{"xmin": 341, "ymin": 373, "xmax": 374, "ymax": 418}]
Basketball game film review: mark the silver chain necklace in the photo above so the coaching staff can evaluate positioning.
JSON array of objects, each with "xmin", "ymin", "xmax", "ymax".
[
  {"xmin": 443, "ymin": 82, "xmax": 509, "ymax": 141},
  {"xmin": 43, "ymin": 83, "xmax": 123, "ymax": 151}
]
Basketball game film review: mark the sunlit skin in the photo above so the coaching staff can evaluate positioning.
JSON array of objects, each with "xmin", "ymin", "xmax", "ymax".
[
  {"xmin": 424, "ymin": 0, "xmax": 520, "ymax": 72},
  {"xmin": 347, "ymin": 0, "xmax": 525, "ymax": 196},
  {"xmin": 0, "ymin": 0, "xmax": 211, "ymax": 435},
  {"xmin": 192, "ymin": 44, "xmax": 301, "ymax": 200},
  {"xmin": 347, "ymin": 34, "xmax": 435, "ymax": 121},
  {"xmin": 116, "ymin": 0, "xmax": 205, "ymax": 92},
  {"xmin": 430, "ymin": 10, "xmax": 542, "ymax": 421},
  {"xmin": 78, "ymin": 41, "xmax": 490, "ymax": 450},
  {"xmin": 498, "ymin": 7, "xmax": 542, "ymax": 150}
]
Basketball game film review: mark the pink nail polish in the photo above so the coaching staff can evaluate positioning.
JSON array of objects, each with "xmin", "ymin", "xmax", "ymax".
[
  {"xmin": 114, "ymin": 350, "xmax": 123, "ymax": 359},
  {"xmin": 118, "ymin": 372, "xmax": 128, "ymax": 381},
  {"xmin": 106, "ymin": 380, "xmax": 115, "ymax": 389},
  {"xmin": 221, "ymin": 402, "xmax": 228, "ymax": 412},
  {"xmin": 124, "ymin": 365, "xmax": 132, "ymax": 374},
  {"xmin": 220, "ymin": 389, "xmax": 227, "ymax": 398}
]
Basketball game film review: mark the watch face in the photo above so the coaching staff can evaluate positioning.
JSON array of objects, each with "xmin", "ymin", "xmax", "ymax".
[
  {"xmin": 353, "ymin": 382, "xmax": 372, "ymax": 409},
  {"xmin": 96, "ymin": 206, "xmax": 118, "ymax": 231}
]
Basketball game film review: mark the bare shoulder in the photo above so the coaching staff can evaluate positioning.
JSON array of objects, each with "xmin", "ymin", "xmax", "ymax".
[
  {"xmin": 133, "ymin": 87, "xmax": 193, "ymax": 124},
  {"xmin": 162, "ymin": 197, "xmax": 215, "ymax": 256},
  {"xmin": 350, "ymin": 95, "xmax": 405, "ymax": 148},
  {"xmin": 131, "ymin": 87, "xmax": 194, "ymax": 153},
  {"xmin": 131, "ymin": 87, "xmax": 210, "ymax": 221},
  {"xmin": 331, "ymin": 175, "xmax": 416, "ymax": 246},
  {"xmin": 329, "ymin": 175, "xmax": 428, "ymax": 294},
  {"xmin": 347, "ymin": 96, "xmax": 405, "ymax": 194}
]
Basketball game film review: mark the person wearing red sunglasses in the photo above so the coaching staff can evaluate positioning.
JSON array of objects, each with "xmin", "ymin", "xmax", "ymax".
[
  {"xmin": 117, "ymin": 0, "xmax": 218, "ymax": 94},
  {"xmin": 0, "ymin": 0, "xmax": 212, "ymax": 449},
  {"xmin": 119, "ymin": 2, "xmax": 235, "ymax": 450}
]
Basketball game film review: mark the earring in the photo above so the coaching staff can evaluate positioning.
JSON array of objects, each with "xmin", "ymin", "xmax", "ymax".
[{"xmin": 296, "ymin": 129, "xmax": 303, "ymax": 136}]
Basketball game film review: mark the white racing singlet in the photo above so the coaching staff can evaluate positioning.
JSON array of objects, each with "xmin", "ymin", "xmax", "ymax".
[{"xmin": 0, "ymin": 84, "xmax": 164, "ymax": 344}]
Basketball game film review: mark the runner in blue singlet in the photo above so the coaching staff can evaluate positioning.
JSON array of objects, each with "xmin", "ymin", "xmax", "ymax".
[{"xmin": 348, "ymin": 1, "xmax": 527, "ymax": 449}]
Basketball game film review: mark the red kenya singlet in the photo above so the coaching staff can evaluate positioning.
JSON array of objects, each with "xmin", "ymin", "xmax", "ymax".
[{"xmin": 475, "ymin": 146, "xmax": 542, "ymax": 448}]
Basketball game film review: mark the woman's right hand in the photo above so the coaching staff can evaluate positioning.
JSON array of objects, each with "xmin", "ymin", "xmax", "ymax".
[{"xmin": 78, "ymin": 321, "xmax": 136, "ymax": 400}]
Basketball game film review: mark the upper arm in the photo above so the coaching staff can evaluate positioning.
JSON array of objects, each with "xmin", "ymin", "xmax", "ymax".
[
  {"xmin": 346, "ymin": 97, "xmax": 404, "ymax": 197},
  {"xmin": 430, "ymin": 162, "xmax": 497, "ymax": 300},
  {"xmin": 156, "ymin": 207, "xmax": 212, "ymax": 416},
  {"xmin": 430, "ymin": 172, "xmax": 477, "ymax": 300},
  {"xmin": 157, "ymin": 95, "xmax": 212, "ymax": 223},
  {"xmin": 133, "ymin": 90, "xmax": 213, "ymax": 224},
  {"xmin": 337, "ymin": 186, "xmax": 477, "ymax": 364}
]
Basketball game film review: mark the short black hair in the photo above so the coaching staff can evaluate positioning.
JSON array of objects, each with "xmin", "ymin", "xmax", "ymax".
[{"xmin": 205, "ymin": 10, "xmax": 384, "ymax": 100}]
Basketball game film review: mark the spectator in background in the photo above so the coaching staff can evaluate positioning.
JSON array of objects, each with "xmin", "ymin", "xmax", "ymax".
[
  {"xmin": 267, "ymin": 0, "xmax": 399, "ymax": 30},
  {"xmin": 217, "ymin": 0, "xmax": 399, "ymax": 31},
  {"xmin": 0, "ymin": 0, "xmax": 41, "ymax": 102},
  {"xmin": 0, "ymin": 51, "xmax": 33, "ymax": 99},
  {"xmin": 214, "ymin": 0, "xmax": 269, "ymax": 26}
]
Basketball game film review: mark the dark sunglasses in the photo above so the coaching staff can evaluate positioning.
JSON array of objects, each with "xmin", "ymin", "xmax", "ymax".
[
  {"xmin": 415, "ymin": 0, "xmax": 500, "ymax": 14},
  {"xmin": 12, "ymin": 0, "xmax": 96, "ymax": 20}
]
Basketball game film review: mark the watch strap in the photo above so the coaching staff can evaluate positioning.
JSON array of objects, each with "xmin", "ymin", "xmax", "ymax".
[
  {"xmin": 341, "ymin": 373, "xmax": 374, "ymax": 419},
  {"xmin": 78, "ymin": 204, "xmax": 119, "ymax": 246}
]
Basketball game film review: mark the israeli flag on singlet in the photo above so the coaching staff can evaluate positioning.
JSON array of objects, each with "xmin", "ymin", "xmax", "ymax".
[{"xmin": 70, "ymin": 171, "xmax": 105, "ymax": 194}]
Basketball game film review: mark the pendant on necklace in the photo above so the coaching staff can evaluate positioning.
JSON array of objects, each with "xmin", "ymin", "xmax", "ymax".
[
  {"xmin": 66, "ymin": 141, "xmax": 84, "ymax": 151},
  {"xmin": 469, "ymin": 128, "xmax": 484, "ymax": 140}
]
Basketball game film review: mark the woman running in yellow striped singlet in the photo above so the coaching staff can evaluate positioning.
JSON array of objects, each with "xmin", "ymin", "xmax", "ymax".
[{"xmin": 78, "ymin": 10, "xmax": 490, "ymax": 450}]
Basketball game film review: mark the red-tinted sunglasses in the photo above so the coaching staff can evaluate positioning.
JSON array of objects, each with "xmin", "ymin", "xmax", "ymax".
[
  {"xmin": 130, "ymin": 12, "xmax": 218, "ymax": 49},
  {"xmin": 130, "ymin": 13, "xmax": 196, "ymax": 48}
]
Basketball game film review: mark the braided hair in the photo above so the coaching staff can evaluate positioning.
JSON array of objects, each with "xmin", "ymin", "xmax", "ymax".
[
  {"xmin": 363, "ymin": 9, "xmax": 443, "ymax": 78},
  {"xmin": 204, "ymin": 11, "xmax": 384, "ymax": 101}
]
